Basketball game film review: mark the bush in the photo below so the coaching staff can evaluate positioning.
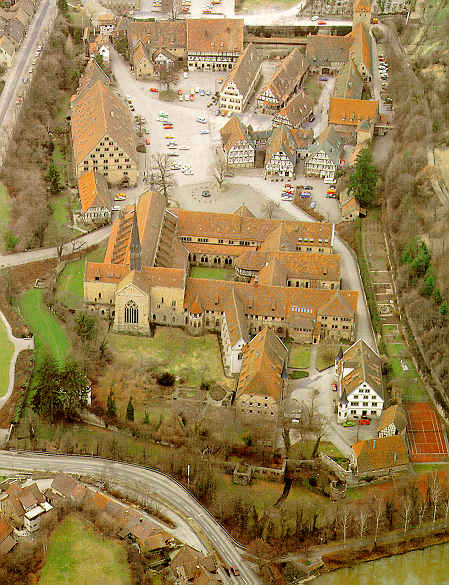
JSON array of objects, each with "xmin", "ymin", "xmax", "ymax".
[
  {"xmin": 4, "ymin": 231, "xmax": 18, "ymax": 251},
  {"xmin": 289, "ymin": 370, "xmax": 309, "ymax": 379},
  {"xmin": 136, "ymin": 144, "xmax": 146, "ymax": 153},
  {"xmin": 156, "ymin": 372, "xmax": 175, "ymax": 386}
]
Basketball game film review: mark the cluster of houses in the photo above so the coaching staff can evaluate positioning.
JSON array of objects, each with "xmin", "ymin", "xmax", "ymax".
[
  {"xmin": 0, "ymin": 0, "xmax": 36, "ymax": 68},
  {"xmin": 305, "ymin": 0, "xmax": 410, "ymax": 16},
  {"xmin": 0, "ymin": 473, "xmax": 221, "ymax": 581}
]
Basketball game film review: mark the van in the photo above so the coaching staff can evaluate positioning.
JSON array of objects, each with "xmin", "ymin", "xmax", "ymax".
[
  {"xmin": 183, "ymin": 71, "xmax": 188, "ymax": 79},
  {"xmin": 324, "ymin": 177, "xmax": 336, "ymax": 184}
]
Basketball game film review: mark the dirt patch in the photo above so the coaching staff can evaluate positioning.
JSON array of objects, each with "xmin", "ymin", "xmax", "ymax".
[{"xmin": 336, "ymin": 221, "xmax": 356, "ymax": 251}]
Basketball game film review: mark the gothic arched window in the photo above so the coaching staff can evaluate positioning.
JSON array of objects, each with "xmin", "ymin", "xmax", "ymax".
[{"xmin": 124, "ymin": 300, "xmax": 139, "ymax": 324}]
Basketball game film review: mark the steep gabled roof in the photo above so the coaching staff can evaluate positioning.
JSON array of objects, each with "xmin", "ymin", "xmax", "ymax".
[
  {"xmin": 259, "ymin": 48, "xmax": 309, "ymax": 103},
  {"xmin": 342, "ymin": 338, "xmax": 383, "ymax": 398},
  {"xmin": 274, "ymin": 90, "xmax": 313, "ymax": 128},
  {"xmin": 236, "ymin": 327, "xmax": 288, "ymax": 402},
  {"xmin": 333, "ymin": 60, "xmax": 363, "ymax": 100},
  {"xmin": 306, "ymin": 35, "xmax": 352, "ymax": 66},
  {"xmin": 221, "ymin": 43, "xmax": 262, "ymax": 98},
  {"xmin": 220, "ymin": 116, "xmax": 254, "ymax": 153},
  {"xmin": 352, "ymin": 435, "xmax": 409, "ymax": 473},
  {"xmin": 78, "ymin": 171, "xmax": 112, "ymax": 212},
  {"xmin": 71, "ymin": 80, "xmax": 137, "ymax": 166},
  {"xmin": 307, "ymin": 126, "xmax": 344, "ymax": 166},
  {"xmin": 377, "ymin": 405, "xmax": 407, "ymax": 434},
  {"xmin": 265, "ymin": 125, "xmax": 298, "ymax": 166},
  {"xmin": 234, "ymin": 203, "xmax": 255, "ymax": 217}
]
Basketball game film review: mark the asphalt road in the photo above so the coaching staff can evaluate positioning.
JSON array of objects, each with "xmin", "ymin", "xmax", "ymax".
[
  {"xmin": 0, "ymin": 0, "xmax": 55, "ymax": 129},
  {"xmin": 0, "ymin": 451, "xmax": 258, "ymax": 584}
]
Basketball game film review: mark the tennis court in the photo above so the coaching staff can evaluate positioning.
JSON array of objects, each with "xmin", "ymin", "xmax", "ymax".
[{"xmin": 405, "ymin": 402, "xmax": 449, "ymax": 463}]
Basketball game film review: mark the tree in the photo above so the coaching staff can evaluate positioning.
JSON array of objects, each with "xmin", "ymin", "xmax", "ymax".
[
  {"xmin": 440, "ymin": 301, "xmax": 448, "ymax": 316},
  {"xmin": 338, "ymin": 505, "xmax": 352, "ymax": 545},
  {"xmin": 167, "ymin": 0, "xmax": 181, "ymax": 20},
  {"xmin": 126, "ymin": 397, "xmax": 135, "ymax": 422},
  {"xmin": 75, "ymin": 312, "xmax": 97, "ymax": 343},
  {"xmin": 356, "ymin": 507, "xmax": 369, "ymax": 540},
  {"xmin": 46, "ymin": 159, "xmax": 63, "ymax": 193},
  {"xmin": 348, "ymin": 147, "xmax": 377, "ymax": 207},
  {"xmin": 59, "ymin": 360, "xmax": 89, "ymax": 421},
  {"xmin": 151, "ymin": 153, "xmax": 175, "ymax": 200},
  {"xmin": 213, "ymin": 155, "xmax": 226, "ymax": 191},
  {"xmin": 429, "ymin": 471, "xmax": 442, "ymax": 524},
  {"xmin": 155, "ymin": 61, "xmax": 177, "ymax": 92},
  {"xmin": 95, "ymin": 53, "xmax": 105, "ymax": 72},
  {"xmin": 106, "ymin": 390, "xmax": 117, "ymax": 418},
  {"xmin": 262, "ymin": 199, "xmax": 280, "ymax": 219},
  {"xmin": 32, "ymin": 354, "xmax": 62, "ymax": 423},
  {"xmin": 373, "ymin": 494, "xmax": 383, "ymax": 545},
  {"xmin": 401, "ymin": 492, "xmax": 413, "ymax": 534}
]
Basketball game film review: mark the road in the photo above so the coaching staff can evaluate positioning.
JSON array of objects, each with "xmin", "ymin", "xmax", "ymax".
[
  {"xmin": 0, "ymin": 451, "xmax": 258, "ymax": 584},
  {"xmin": 0, "ymin": 0, "xmax": 56, "ymax": 132}
]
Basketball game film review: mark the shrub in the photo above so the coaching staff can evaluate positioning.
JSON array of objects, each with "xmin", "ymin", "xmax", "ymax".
[
  {"xmin": 289, "ymin": 370, "xmax": 309, "ymax": 379},
  {"xmin": 156, "ymin": 372, "xmax": 175, "ymax": 386}
]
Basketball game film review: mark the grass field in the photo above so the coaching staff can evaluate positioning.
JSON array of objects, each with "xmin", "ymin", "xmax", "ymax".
[
  {"xmin": 19, "ymin": 289, "xmax": 70, "ymax": 366},
  {"xmin": 189, "ymin": 266, "xmax": 234, "ymax": 281},
  {"xmin": 109, "ymin": 326, "xmax": 230, "ymax": 388},
  {"xmin": 57, "ymin": 246, "xmax": 106, "ymax": 309},
  {"xmin": 0, "ymin": 182, "xmax": 11, "ymax": 250},
  {"xmin": 39, "ymin": 514, "xmax": 131, "ymax": 585},
  {"xmin": 0, "ymin": 316, "xmax": 14, "ymax": 397},
  {"xmin": 44, "ymin": 194, "xmax": 78, "ymax": 248},
  {"xmin": 289, "ymin": 344, "xmax": 311, "ymax": 369},
  {"xmin": 389, "ymin": 356, "xmax": 428, "ymax": 402}
]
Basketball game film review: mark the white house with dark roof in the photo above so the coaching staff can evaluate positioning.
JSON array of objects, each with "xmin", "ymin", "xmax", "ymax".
[
  {"xmin": 336, "ymin": 338, "xmax": 384, "ymax": 423},
  {"xmin": 304, "ymin": 126, "xmax": 344, "ymax": 180}
]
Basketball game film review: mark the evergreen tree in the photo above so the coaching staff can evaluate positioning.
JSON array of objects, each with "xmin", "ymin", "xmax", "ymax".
[
  {"xmin": 75, "ymin": 312, "xmax": 97, "ymax": 342},
  {"xmin": 32, "ymin": 355, "xmax": 62, "ymax": 422},
  {"xmin": 126, "ymin": 397, "xmax": 134, "ymax": 422},
  {"xmin": 143, "ymin": 410, "xmax": 150, "ymax": 424},
  {"xmin": 348, "ymin": 147, "xmax": 377, "ymax": 207},
  {"xmin": 106, "ymin": 390, "xmax": 117, "ymax": 418},
  {"xmin": 57, "ymin": 0, "xmax": 68, "ymax": 13},
  {"xmin": 433, "ymin": 288, "xmax": 443, "ymax": 305},
  {"xmin": 422, "ymin": 270, "xmax": 435, "ymax": 296},
  {"xmin": 47, "ymin": 160, "xmax": 62, "ymax": 193},
  {"xmin": 440, "ymin": 301, "xmax": 448, "ymax": 316},
  {"xmin": 59, "ymin": 360, "xmax": 89, "ymax": 421}
]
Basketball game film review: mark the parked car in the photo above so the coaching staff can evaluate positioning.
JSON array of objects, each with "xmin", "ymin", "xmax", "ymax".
[
  {"xmin": 300, "ymin": 192, "xmax": 311, "ymax": 198},
  {"xmin": 310, "ymin": 201, "xmax": 317, "ymax": 209},
  {"xmin": 215, "ymin": 109, "xmax": 220, "ymax": 116},
  {"xmin": 179, "ymin": 146, "xmax": 190, "ymax": 150},
  {"xmin": 311, "ymin": 15, "xmax": 319, "ymax": 21},
  {"xmin": 150, "ymin": 87, "xmax": 159, "ymax": 93},
  {"xmin": 317, "ymin": 20, "xmax": 327, "ymax": 25},
  {"xmin": 332, "ymin": 383, "xmax": 337, "ymax": 391},
  {"xmin": 343, "ymin": 420, "xmax": 356, "ymax": 427},
  {"xmin": 145, "ymin": 129, "xmax": 150, "ymax": 135},
  {"xmin": 163, "ymin": 125, "xmax": 173, "ymax": 129},
  {"xmin": 202, "ymin": 190, "xmax": 211, "ymax": 198},
  {"xmin": 319, "ymin": 76, "xmax": 328, "ymax": 81},
  {"xmin": 196, "ymin": 116, "xmax": 207, "ymax": 123},
  {"xmin": 165, "ymin": 135, "xmax": 174, "ymax": 139},
  {"xmin": 145, "ymin": 138, "xmax": 150, "ymax": 145},
  {"xmin": 168, "ymin": 152, "xmax": 179, "ymax": 157},
  {"xmin": 200, "ymin": 89, "xmax": 205, "ymax": 96},
  {"xmin": 200, "ymin": 129, "xmax": 209, "ymax": 134},
  {"xmin": 304, "ymin": 185, "xmax": 313, "ymax": 190},
  {"xmin": 358, "ymin": 418, "xmax": 371, "ymax": 425},
  {"xmin": 183, "ymin": 169, "xmax": 194, "ymax": 174},
  {"xmin": 326, "ymin": 193, "xmax": 337, "ymax": 199},
  {"xmin": 183, "ymin": 71, "xmax": 189, "ymax": 79}
]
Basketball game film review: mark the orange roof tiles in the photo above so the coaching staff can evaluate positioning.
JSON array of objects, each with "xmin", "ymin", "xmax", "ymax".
[
  {"xmin": 260, "ymin": 48, "xmax": 309, "ymax": 103},
  {"xmin": 78, "ymin": 170, "xmax": 112, "ymax": 212},
  {"xmin": 350, "ymin": 23, "xmax": 372, "ymax": 76},
  {"xmin": 237, "ymin": 328, "xmax": 287, "ymax": 402},
  {"xmin": 352, "ymin": 435, "xmax": 409, "ymax": 473},
  {"xmin": 128, "ymin": 20, "xmax": 187, "ymax": 51},
  {"xmin": 85, "ymin": 262, "xmax": 129, "ymax": 284},
  {"xmin": 222, "ymin": 43, "xmax": 262, "ymax": 98},
  {"xmin": 220, "ymin": 116, "xmax": 253, "ymax": 154},
  {"xmin": 0, "ymin": 515, "xmax": 13, "ymax": 541},
  {"xmin": 329, "ymin": 97, "xmax": 378, "ymax": 126},
  {"xmin": 377, "ymin": 405, "xmax": 407, "ymax": 434},
  {"xmin": 354, "ymin": 0, "xmax": 371, "ymax": 13},
  {"xmin": 71, "ymin": 80, "xmax": 137, "ymax": 166},
  {"xmin": 275, "ymin": 90, "xmax": 313, "ymax": 128},
  {"xmin": 186, "ymin": 18, "xmax": 244, "ymax": 53}
]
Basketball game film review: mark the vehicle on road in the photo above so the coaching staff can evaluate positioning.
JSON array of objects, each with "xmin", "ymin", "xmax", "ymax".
[
  {"xmin": 196, "ymin": 116, "xmax": 207, "ymax": 123},
  {"xmin": 311, "ymin": 15, "xmax": 319, "ymax": 21},
  {"xmin": 200, "ymin": 129, "xmax": 209, "ymax": 134},
  {"xmin": 163, "ymin": 125, "xmax": 174, "ymax": 129},
  {"xmin": 300, "ymin": 192, "xmax": 311, "ymax": 198},
  {"xmin": 202, "ymin": 190, "xmax": 211, "ymax": 198},
  {"xmin": 145, "ymin": 138, "xmax": 150, "ymax": 145},
  {"xmin": 327, "ymin": 188, "xmax": 337, "ymax": 194},
  {"xmin": 332, "ymin": 383, "xmax": 337, "ymax": 391},
  {"xmin": 179, "ymin": 146, "xmax": 190, "ymax": 150},
  {"xmin": 324, "ymin": 177, "xmax": 336, "ymax": 184},
  {"xmin": 179, "ymin": 95, "xmax": 183, "ymax": 101},
  {"xmin": 220, "ymin": 109, "xmax": 226, "ymax": 116},
  {"xmin": 145, "ymin": 128, "xmax": 150, "ymax": 135},
  {"xmin": 150, "ymin": 87, "xmax": 159, "ymax": 93},
  {"xmin": 183, "ymin": 71, "xmax": 189, "ymax": 79},
  {"xmin": 310, "ymin": 201, "xmax": 316, "ymax": 209},
  {"xmin": 168, "ymin": 152, "xmax": 179, "ymax": 157},
  {"xmin": 319, "ymin": 76, "xmax": 328, "ymax": 81},
  {"xmin": 304, "ymin": 185, "xmax": 313, "ymax": 190},
  {"xmin": 218, "ymin": 78, "xmax": 223, "ymax": 84},
  {"xmin": 184, "ymin": 95, "xmax": 189, "ymax": 101},
  {"xmin": 281, "ymin": 195, "xmax": 293, "ymax": 201},
  {"xmin": 177, "ymin": 89, "xmax": 183, "ymax": 95},
  {"xmin": 326, "ymin": 193, "xmax": 337, "ymax": 199},
  {"xmin": 215, "ymin": 109, "xmax": 220, "ymax": 116},
  {"xmin": 165, "ymin": 135, "xmax": 174, "ymax": 139},
  {"xmin": 358, "ymin": 418, "xmax": 370, "ymax": 425},
  {"xmin": 183, "ymin": 169, "xmax": 194, "ymax": 174},
  {"xmin": 200, "ymin": 89, "xmax": 205, "ymax": 96},
  {"xmin": 171, "ymin": 164, "xmax": 181, "ymax": 170},
  {"xmin": 317, "ymin": 20, "xmax": 327, "ymax": 25},
  {"xmin": 343, "ymin": 420, "xmax": 356, "ymax": 427},
  {"xmin": 114, "ymin": 193, "xmax": 126, "ymax": 201},
  {"xmin": 168, "ymin": 144, "xmax": 177, "ymax": 149}
]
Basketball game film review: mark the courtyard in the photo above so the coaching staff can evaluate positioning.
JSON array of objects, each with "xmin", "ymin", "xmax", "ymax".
[{"xmin": 189, "ymin": 266, "xmax": 234, "ymax": 280}]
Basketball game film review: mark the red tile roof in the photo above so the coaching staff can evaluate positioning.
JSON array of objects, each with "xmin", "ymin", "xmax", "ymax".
[
  {"xmin": 78, "ymin": 170, "xmax": 112, "ymax": 213},
  {"xmin": 329, "ymin": 97, "xmax": 378, "ymax": 126},
  {"xmin": 352, "ymin": 435, "xmax": 409, "ymax": 473},
  {"xmin": 186, "ymin": 18, "xmax": 244, "ymax": 53}
]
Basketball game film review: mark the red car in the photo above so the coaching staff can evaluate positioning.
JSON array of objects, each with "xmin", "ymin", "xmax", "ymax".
[
  {"xmin": 163, "ymin": 124, "xmax": 173, "ymax": 129},
  {"xmin": 358, "ymin": 418, "xmax": 370, "ymax": 425},
  {"xmin": 145, "ymin": 138, "xmax": 150, "ymax": 145},
  {"xmin": 332, "ymin": 383, "xmax": 337, "ymax": 391},
  {"xmin": 177, "ymin": 89, "xmax": 183, "ymax": 95},
  {"xmin": 317, "ymin": 20, "xmax": 327, "ymax": 25},
  {"xmin": 150, "ymin": 87, "xmax": 159, "ymax": 93}
]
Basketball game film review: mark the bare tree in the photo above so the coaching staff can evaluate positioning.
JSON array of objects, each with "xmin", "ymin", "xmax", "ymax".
[
  {"xmin": 401, "ymin": 492, "xmax": 413, "ymax": 535},
  {"xmin": 417, "ymin": 493, "xmax": 427, "ymax": 528},
  {"xmin": 213, "ymin": 155, "xmax": 227, "ymax": 191},
  {"xmin": 155, "ymin": 61, "xmax": 177, "ymax": 92},
  {"xmin": 134, "ymin": 115, "xmax": 145, "ymax": 138},
  {"xmin": 310, "ymin": 413, "xmax": 327, "ymax": 459},
  {"xmin": 373, "ymin": 494, "xmax": 383, "ymax": 545},
  {"xmin": 168, "ymin": 0, "xmax": 181, "ymax": 20},
  {"xmin": 338, "ymin": 505, "xmax": 352, "ymax": 545},
  {"xmin": 151, "ymin": 153, "xmax": 175, "ymax": 200},
  {"xmin": 70, "ymin": 238, "xmax": 86, "ymax": 255},
  {"xmin": 357, "ymin": 507, "xmax": 369, "ymax": 541},
  {"xmin": 262, "ymin": 198, "xmax": 280, "ymax": 219},
  {"xmin": 429, "ymin": 471, "xmax": 443, "ymax": 525}
]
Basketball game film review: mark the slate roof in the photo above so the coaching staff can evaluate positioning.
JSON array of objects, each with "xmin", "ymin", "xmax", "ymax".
[
  {"xmin": 307, "ymin": 126, "xmax": 344, "ymax": 166},
  {"xmin": 273, "ymin": 90, "xmax": 313, "ymax": 128},
  {"xmin": 225, "ymin": 287, "xmax": 249, "ymax": 347},
  {"xmin": 71, "ymin": 80, "xmax": 137, "ymax": 166},
  {"xmin": 221, "ymin": 42, "xmax": 262, "ymax": 98},
  {"xmin": 265, "ymin": 125, "xmax": 298, "ymax": 167},
  {"xmin": 259, "ymin": 48, "xmax": 309, "ymax": 104},
  {"xmin": 78, "ymin": 171, "xmax": 112, "ymax": 213},
  {"xmin": 76, "ymin": 57, "xmax": 111, "ymax": 98},
  {"xmin": 186, "ymin": 18, "xmax": 244, "ymax": 53},
  {"xmin": 171, "ymin": 545, "xmax": 209, "ymax": 581},
  {"xmin": 377, "ymin": 405, "xmax": 407, "ymax": 435},
  {"xmin": 352, "ymin": 435, "xmax": 409, "ymax": 474},
  {"xmin": 236, "ymin": 327, "xmax": 288, "ymax": 402}
]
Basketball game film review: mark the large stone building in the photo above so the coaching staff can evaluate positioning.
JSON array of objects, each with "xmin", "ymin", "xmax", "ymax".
[
  {"xmin": 336, "ymin": 338, "xmax": 384, "ymax": 423},
  {"xmin": 256, "ymin": 48, "xmax": 309, "ymax": 114},
  {"xmin": 219, "ymin": 43, "xmax": 263, "ymax": 113},
  {"xmin": 235, "ymin": 327, "xmax": 288, "ymax": 419},
  {"xmin": 84, "ymin": 193, "xmax": 359, "ymax": 374},
  {"xmin": 71, "ymin": 80, "xmax": 138, "ymax": 186},
  {"xmin": 186, "ymin": 18, "xmax": 244, "ymax": 72},
  {"xmin": 351, "ymin": 435, "xmax": 410, "ymax": 477},
  {"xmin": 329, "ymin": 97, "xmax": 378, "ymax": 142}
]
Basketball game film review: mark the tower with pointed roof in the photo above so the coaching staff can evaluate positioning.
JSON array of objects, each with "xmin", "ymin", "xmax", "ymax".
[
  {"xmin": 187, "ymin": 295, "xmax": 204, "ymax": 336},
  {"xmin": 129, "ymin": 204, "xmax": 142, "ymax": 272},
  {"xmin": 353, "ymin": 0, "xmax": 371, "ymax": 27}
]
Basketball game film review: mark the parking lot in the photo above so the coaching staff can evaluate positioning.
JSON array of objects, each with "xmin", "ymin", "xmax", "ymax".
[{"xmin": 138, "ymin": 0, "xmax": 235, "ymax": 19}]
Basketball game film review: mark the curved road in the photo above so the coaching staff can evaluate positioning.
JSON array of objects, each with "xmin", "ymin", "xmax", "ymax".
[{"xmin": 0, "ymin": 451, "xmax": 258, "ymax": 584}]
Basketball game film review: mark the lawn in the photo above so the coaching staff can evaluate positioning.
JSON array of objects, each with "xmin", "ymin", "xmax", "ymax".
[
  {"xmin": 414, "ymin": 463, "xmax": 449, "ymax": 474},
  {"xmin": 39, "ymin": 514, "xmax": 131, "ymax": 585},
  {"xmin": 316, "ymin": 344, "xmax": 349, "ymax": 371},
  {"xmin": 189, "ymin": 266, "xmax": 234, "ymax": 281},
  {"xmin": 0, "ymin": 316, "xmax": 14, "ymax": 397},
  {"xmin": 0, "ymin": 182, "xmax": 11, "ymax": 250},
  {"xmin": 19, "ymin": 289, "xmax": 70, "ymax": 367},
  {"xmin": 57, "ymin": 246, "xmax": 106, "ymax": 309},
  {"xmin": 289, "ymin": 344, "xmax": 311, "ymax": 369},
  {"xmin": 386, "ymin": 342, "xmax": 405, "ymax": 357},
  {"xmin": 289, "ymin": 440, "xmax": 345, "ymax": 461},
  {"xmin": 390, "ymin": 356, "xmax": 428, "ymax": 402},
  {"xmin": 236, "ymin": 0, "xmax": 298, "ymax": 13},
  {"xmin": 44, "ymin": 193, "xmax": 78, "ymax": 248},
  {"xmin": 109, "ymin": 327, "xmax": 230, "ymax": 388},
  {"xmin": 303, "ymin": 75, "xmax": 323, "ymax": 106}
]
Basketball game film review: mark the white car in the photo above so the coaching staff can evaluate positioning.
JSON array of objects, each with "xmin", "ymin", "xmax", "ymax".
[
  {"xmin": 200, "ymin": 129, "xmax": 209, "ymax": 134},
  {"xmin": 168, "ymin": 144, "xmax": 177, "ymax": 149},
  {"xmin": 311, "ymin": 15, "xmax": 319, "ymax": 21},
  {"xmin": 183, "ymin": 169, "xmax": 194, "ymax": 175},
  {"xmin": 179, "ymin": 146, "xmax": 190, "ymax": 150},
  {"xmin": 196, "ymin": 116, "xmax": 207, "ymax": 123}
]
